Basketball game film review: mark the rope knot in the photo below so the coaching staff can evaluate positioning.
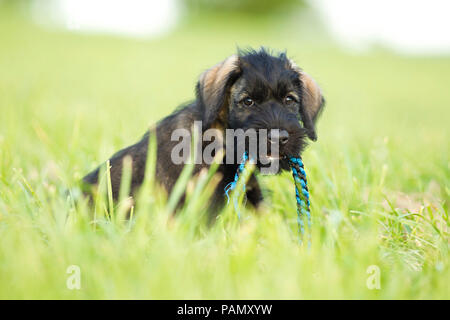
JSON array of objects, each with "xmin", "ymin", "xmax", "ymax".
[{"xmin": 224, "ymin": 153, "xmax": 311, "ymax": 244}]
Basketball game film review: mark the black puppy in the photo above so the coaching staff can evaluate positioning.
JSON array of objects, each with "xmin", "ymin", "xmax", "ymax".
[{"xmin": 83, "ymin": 48, "xmax": 324, "ymax": 212}]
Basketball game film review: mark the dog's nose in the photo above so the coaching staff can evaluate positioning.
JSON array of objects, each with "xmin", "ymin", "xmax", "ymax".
[{"xmin": 269, "ymin": 130, "xmax": 289, "ymax": 145}]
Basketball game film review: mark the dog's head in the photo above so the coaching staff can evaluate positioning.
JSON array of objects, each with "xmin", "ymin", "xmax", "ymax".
[{"xmin": 196, "ymin": 48, "xmax": 324, "ymax": 171}]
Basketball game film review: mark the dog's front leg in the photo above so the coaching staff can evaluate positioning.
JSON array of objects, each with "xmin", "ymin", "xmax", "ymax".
[{"xmin": 245, "ymin": 174, "xmax": 264, "ymax": 208}]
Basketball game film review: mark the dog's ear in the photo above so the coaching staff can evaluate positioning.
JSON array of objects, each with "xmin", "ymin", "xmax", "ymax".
[
  {"xmin": 197, "ymin": 55, "xmax": 241, "ymax": 129},
  {"xmin": 289, "ymin": 60, "xmax": 325, "ymax": 141}
]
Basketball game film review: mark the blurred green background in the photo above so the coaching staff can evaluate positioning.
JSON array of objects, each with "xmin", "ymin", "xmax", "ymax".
[{"xmin": 0, "ymin": 0, "xmax": 448, "ymax": 299}]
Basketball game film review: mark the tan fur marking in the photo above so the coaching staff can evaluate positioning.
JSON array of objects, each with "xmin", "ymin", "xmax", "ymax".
[
  {"xmin": 289, "ymin": 59, "xmax": 323, "ymax": 120},
  {"xmin": 199, "ymin": 54, "xmax": 240, "ymax": 126},
  {"xmin": 300, "ymin": 72, "xmax": 322, "ymax": 120},
  {"xmin": 210, "ymin": 117, "xmax": 225, "ymax": 133},
  {"xmin": 200, "ymin": 54, "xmax": 239, "ymax": 105}
]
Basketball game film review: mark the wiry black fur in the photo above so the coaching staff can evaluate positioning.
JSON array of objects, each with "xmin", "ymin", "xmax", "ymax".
[{"xmin": 82, "ymin": 48, "xmax": 324, "ymax": 215}]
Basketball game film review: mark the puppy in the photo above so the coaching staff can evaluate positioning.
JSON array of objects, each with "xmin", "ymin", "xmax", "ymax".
[{"xmin": 83, "ymin": 48, "xmax": 324, "ymax": 213}]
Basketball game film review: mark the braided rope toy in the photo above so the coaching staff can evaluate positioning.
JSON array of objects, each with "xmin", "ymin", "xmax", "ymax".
[
  {"xmin": 224, "ymin": 151, "xmax": 249, "ymax": 220},
  {"xmin": 224, "ymin": 151, "xmax": 311, "ymax": 244}
]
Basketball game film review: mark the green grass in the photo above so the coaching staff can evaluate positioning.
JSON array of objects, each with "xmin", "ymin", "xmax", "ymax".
[{"xmin": 0, "ymin": 11, "xmax": 448, "ymax": 299}]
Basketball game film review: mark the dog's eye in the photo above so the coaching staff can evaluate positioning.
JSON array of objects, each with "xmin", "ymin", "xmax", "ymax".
[
  {"xmin": 242, "ymin": 97, "xmax": 254, "ymax": 107},
  {"xmin": 284, "ymin": 95, "xmax": 296, "ymax": 105}
]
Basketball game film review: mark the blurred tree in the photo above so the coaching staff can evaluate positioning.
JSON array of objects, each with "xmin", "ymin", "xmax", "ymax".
[{"xmin": 183, "ymin": 0, "xmax": 306, "ymax": 15}]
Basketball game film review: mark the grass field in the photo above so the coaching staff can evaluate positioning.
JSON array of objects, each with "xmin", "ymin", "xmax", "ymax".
[{"xmin": 0, "ymin": 11, "xmax": 448, "ymax": 299}]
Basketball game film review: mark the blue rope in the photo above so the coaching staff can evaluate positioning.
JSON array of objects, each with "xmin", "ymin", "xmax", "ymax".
[
  {"xmin": 224, "ymin": 151, "xmax": 249, "ymax": 219},
  {"xmin": 223, "ymin": 152, "xmax": 311, "ymax": 244},
  {"xmin": 289, "ymin": 156, "xmax": 311, "ymax": 245}
]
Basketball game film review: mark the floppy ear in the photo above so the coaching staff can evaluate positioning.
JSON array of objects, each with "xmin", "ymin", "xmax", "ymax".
[
  {"xmin": 196, "ymin": 55, "xmax": 241, "ymax": 130},
  {"xmin": 289, "ymin": 60, "xmax": 325, "ymax": 141}
]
